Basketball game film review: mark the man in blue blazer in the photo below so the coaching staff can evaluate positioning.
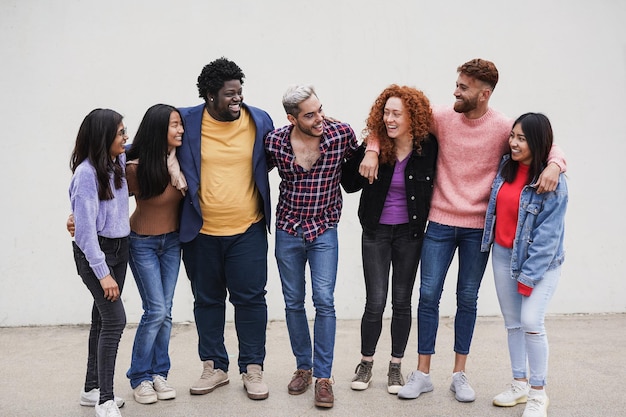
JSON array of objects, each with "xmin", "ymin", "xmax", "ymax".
[{"xmin": 177, "ymin": 57, "xmax": 274, "ymax": 401}]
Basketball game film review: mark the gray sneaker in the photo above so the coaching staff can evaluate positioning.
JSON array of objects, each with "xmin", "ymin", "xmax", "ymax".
[
  {"xmin": 387, "ymin": 362, "xmax": 404, "ymax": 394},
  {"xmin": 450, "ymin": 371, "xmax": 475, "ymax": 402},
  {"xmin": 190, "ymin": 360, "xmax": 229, "ymax": 395},
  {"xmin": 397, "ymin": 371, "xmax": 433, "ymax": 399},
  {"xmin": 351, "ymin": 360, "xmax": 373, "ymax": 390},
  {"xmin": 242, "ymin": 364, "xmax": 269, "ymax": 400}
]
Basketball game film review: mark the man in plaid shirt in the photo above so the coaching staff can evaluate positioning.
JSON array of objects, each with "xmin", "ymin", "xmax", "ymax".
[{"xmin": 265, "ymin": 85, "xmax": 359, "ymax": 408}]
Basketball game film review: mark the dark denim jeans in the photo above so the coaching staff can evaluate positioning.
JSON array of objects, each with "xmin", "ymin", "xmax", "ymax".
[
  {"xmin": 73, "ymin": 236, "xmax": 128, "ymax": 405},
  {"xmin": 275, "ymin": 227, "xmax": 338, "ymax": 379},
  {"xmin": 360, "ymin": 223, "xmax": 422, "ymax": 358},
  {"xmin": 418, "ymin": 222, "xmax": 489, "ymax": 355},
  {"xmin": 182, "ymin": 221, "xmax": 268, "ymax": 373},
  {"xmin": 126, "ymin": 231, "xmax": 181, "ymax": 389}
]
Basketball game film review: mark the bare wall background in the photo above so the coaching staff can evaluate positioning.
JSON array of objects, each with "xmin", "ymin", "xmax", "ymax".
[{"xmin": 1, "ymin": 0, "xmax": 624, "ymax": 326}]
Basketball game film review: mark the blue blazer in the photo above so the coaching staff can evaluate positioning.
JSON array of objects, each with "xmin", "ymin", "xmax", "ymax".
[{"xmin": 176, "ymin": 103, "xmax": 274, "ymax": 243}]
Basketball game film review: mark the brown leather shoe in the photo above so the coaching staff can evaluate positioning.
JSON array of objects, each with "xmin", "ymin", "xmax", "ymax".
[
  {"xmin": 288, "ymin": 369, "xmax": 312, "ymax": 395},
  {"xmin": 314, "ymin": 378, "xmax": 334, "ymax": 408}
]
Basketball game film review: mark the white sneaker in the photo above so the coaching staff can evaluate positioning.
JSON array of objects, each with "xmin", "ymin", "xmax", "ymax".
[
  {"xmin": 153, "ymin": 375, "xmax": 176, "ymax": 400},
  {"xmin": 493, "ymin": 379, "xmax": 529, "ymax": 407},
  {"xmin": 450, "ymin": 371, "xmax": 476, "ymax": 402},
  {"xmin": 80, "ymin": 388, "xmax": 125, "ymax": 408},
  {"xmin": 397, "ymin": 371, "xmax": 433, "ymax": 399},
  {"xmin": 133, "ymin": 380, "xmax": 158, "ymax": 404},
  {"xmin": 522, "ymin": 389, "xmax": 549, "ymax": 417},
  {"xmin": 95, "ymin": 399, "xmax": 122, "ymax": 417}
]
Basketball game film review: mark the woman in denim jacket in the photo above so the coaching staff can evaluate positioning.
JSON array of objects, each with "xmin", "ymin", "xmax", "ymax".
[{"xmin": 481, "ymin": 113, "xmax": 567, "ymax": 417}]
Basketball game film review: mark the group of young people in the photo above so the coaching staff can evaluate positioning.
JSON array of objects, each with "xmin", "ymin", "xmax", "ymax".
[{"xmin": 68, "ymin": 57, "xmax": 567, "ymax": 417}]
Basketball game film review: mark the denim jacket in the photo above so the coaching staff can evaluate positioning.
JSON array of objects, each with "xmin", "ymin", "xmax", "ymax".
[{"xmin": 481, "ymin": 155, "xmax": 568, "ymax": 288}]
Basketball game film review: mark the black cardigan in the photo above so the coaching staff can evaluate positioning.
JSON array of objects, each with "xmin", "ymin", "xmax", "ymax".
[{"xmin": 341, "ymin": 134, "xmax": 438, "ymax": 240}]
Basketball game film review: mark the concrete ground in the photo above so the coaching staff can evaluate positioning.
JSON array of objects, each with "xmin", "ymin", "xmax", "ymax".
[{"xmin": 1, "ymin": 314, "xmax": 624, "ymax": 417}]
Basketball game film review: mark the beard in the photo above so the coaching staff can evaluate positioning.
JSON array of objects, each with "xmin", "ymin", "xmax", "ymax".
[{"xmin": 453, "ymin": 95, "xmax": 479, "ymax": 113}]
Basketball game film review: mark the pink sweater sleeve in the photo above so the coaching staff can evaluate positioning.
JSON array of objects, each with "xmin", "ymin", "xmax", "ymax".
[{"xmin": 547, "ymin": 144, "xmax": 567, "ymax": 172}]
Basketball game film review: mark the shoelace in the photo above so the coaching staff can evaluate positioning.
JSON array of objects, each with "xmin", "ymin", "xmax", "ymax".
[
  {"xmin": 388, "ymin": 366, "xmax": 403, "ymax": 386},
  {"xmin": 245, "ymin": 370, "xmax": 263, "ymax": 383},
  {"xmin": 455, "ymin": 372, "xmax": 470, "ymax": 388},
  {"xmin": 293, "ymin": 369, "xmax": 311, "ymax": 380},
  {"xmin": 317, "ymin": 378, "xmax": 333, "ymax": 391},
  {"xmin": 138, "ymin": 380, "xmax": 154, "ymax": 394},
  {"xmin": 354, "ymin": 362, "xmax": 371, "ymax": 381},
  {"xmin": 201, "ymin": 366, "xmax": 217, "ymax": 379},
  {"xmin": 153, "ymin": 376, "xmax": 170, "ymax": 391},
  {"xmin": 525, "ymin": 396, "xmax": 545, "ymax": 412}
]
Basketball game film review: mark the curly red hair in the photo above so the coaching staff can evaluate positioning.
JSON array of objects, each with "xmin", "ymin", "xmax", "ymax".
[{"xmin": 362, "ymin": 85, "xmax": 432, "ymax": 165}]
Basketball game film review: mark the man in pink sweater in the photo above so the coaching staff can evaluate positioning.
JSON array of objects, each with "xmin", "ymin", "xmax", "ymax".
[{"xmin": 361, "ymin": 58, "xmax": 565, "ymax": 402}]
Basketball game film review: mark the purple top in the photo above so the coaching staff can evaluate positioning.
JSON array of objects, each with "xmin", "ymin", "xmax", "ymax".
[
  {"xmin": 69, "ymin": 153, "xmax": 130, "ymax": 279},
  {"xmin": 379, "ymin": 156, "xmax": 409, "ymax": 225}
]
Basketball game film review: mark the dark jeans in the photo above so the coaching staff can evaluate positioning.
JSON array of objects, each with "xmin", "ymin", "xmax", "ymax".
[
  {"xmin": 73, "ymin": 236, "xmax": 128, "ymax": 405},
  {"xmin": 360, "ymin": 223, "xmax": 422, "ymax": 358},
  {"xmin": 182, "ymin": 220, "xmax": 268, "ymax": 374}
]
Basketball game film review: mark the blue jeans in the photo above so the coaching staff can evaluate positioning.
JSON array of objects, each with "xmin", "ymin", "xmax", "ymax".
[
  {"xmin": 418, "ymin": 222, "xmax": 489, "ymax": 355},
  {"xmin": 182, "ymin": 220, "xmax": 268, "ymax": 374},
  {"xmin": 275, "ymin": 227, "xmax": 338, "ymax": 379},
  {"xmin": 126, "ymin": 231, "xmax": 181, "ymax": 389},
  {"xmin": 492, "ymin": 243, "xmax": 560, "ymax": 387},
  {"xmin": 73, "ymin": 237, "xmax": 128, "ymax": 405},
  {"xmin": 361, "ymin": 224, "xmax": 421, "ymax": 358}
]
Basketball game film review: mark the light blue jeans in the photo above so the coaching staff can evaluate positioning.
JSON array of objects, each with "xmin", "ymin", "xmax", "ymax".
[
  {"xmin": 275, "ymin": 227, "xmax": 338, "ymax": 379},
  {"xmin": 126, "ymin": 231, "xmax": 181, "ymax": 388},
  {"xmin": 492, "ymin": 243, "xmax": 560, "ymax": 387}
]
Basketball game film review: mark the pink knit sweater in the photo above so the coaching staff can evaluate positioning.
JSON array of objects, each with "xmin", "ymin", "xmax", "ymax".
[
  {"xmin": 429, "ymin": 105, "xmax": 512, "ymax": 228},
  {"xmin": 429, "ymin": 105, "xmax": 567, "ymax": 228}
]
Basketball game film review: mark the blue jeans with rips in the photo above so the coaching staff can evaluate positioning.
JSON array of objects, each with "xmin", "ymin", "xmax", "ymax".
[
  {"xmin": 492, "ymin": 242, "xmax": 560, "ymax": 387},
  {"xmin": 126, "ymin": 231, "xmax": 181, "ymax": 389},
  {"xmin": 182, "ymin": 220, "xmax": 268, "ymax": 374},
  {"xmin": 418, "ymin": 222, "xmax": 489, "ymax": 355},
  {"xmin": 275, "ymin": 227, "xmax": 338, "ymax": 379}
]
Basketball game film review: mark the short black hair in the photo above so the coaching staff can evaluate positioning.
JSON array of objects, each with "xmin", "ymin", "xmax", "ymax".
[{"xmin": 197, "ymin": 57, "xmax": 245, "ymax": 101}]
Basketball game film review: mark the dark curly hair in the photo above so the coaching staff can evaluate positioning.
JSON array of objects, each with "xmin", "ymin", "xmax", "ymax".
[
  {"xmin": 362, "ymin": 85, "xmax": 432, "ymax": 165},
  {"xmin": 457, "ymin": 58, "xmax": 499, "ymax": 90},
  {"xmin": 197, "ymin": 57, "xmax": 245, "ymax": 101}
]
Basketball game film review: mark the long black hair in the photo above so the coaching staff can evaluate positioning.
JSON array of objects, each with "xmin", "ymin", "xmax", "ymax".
[
  {"xmin": 70, "ymin": 108, "xmax": 124, "ymax": 200},
  {"xmin": 126, "ymin": 104, "xmax": 181, "ymax": 199},
  {"xmin": 501, "ymin": 112, "xmax": 553, "ymax": 184}
]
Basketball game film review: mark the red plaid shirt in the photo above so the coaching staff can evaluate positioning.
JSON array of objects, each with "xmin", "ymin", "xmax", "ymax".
[{"xmin": 266, "ymin": 121, "xmax": 359, "ymax": 242}]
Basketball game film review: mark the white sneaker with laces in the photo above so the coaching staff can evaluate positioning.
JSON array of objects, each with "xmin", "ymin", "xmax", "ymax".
[
  {"xmin": 397, "ymin": 371, "xmax": 433, "ymax": 399},
  {"xmin": 450, "ymin": 371, "xmax": 476, "ymax": 402},
  {"xmin": 95, "ymin": 399, "xmax": 122, "ymax": 417},
  {"xmin": 522, "ymin": 389, "xmax": 549, "ymax": 417},
  {"xmin": 80, "ymin": 388, "xmax": 124, "ymax": 408},
  {"xmin": 153, "ymin": 375, "xmax": 176, "ymax": 400},
  {"xmin": 133, "ymin": 380, "xmax": 158, "ymax": 404},
  {"xmin": 493, "ymin": 379, "xmax": 529, "ymax": 407}
]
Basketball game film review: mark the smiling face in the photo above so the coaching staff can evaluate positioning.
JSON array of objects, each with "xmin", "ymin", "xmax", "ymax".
[
  {"xmin": 383, "ymin": 97, "xmax": 410, "ymax": 141},
  {"xmin": 289, "ymin": 94, "xmax": 325, "ymax": 138},
  {"xmin": 206, "ymin": 79, "xmax": 243, "ymax": 121},
  {"xmin": 109, "ymin": 122, "xmax": 127, "ymax": 159},
  {"xmin": 167, "ymin": 111, "xmax": 184, "ymax": 152},
  {"xmin": 509, "ymin": 122, "xmax": 532, "ymax": 165}
]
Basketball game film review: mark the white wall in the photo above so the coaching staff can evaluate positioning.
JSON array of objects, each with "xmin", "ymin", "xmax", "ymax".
[{"xmin": 1, "ymin": 0, "xmax": 625, "ymax": 326}]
